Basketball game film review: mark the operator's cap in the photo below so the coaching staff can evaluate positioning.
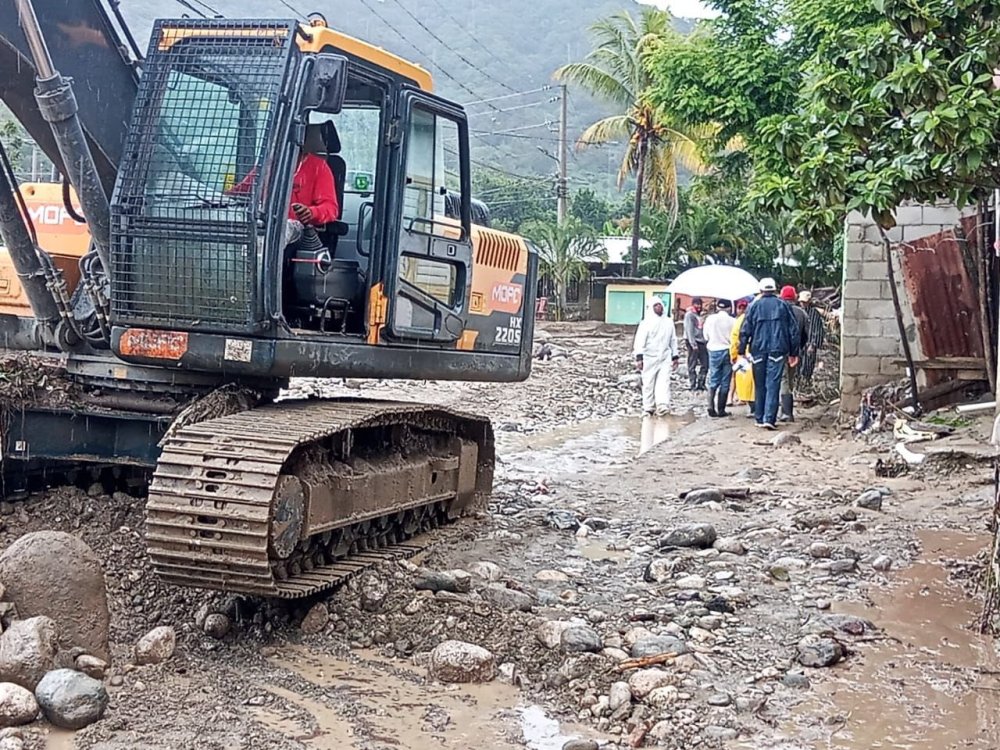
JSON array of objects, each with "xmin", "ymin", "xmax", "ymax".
[{"xmin": 759, "ymin": 278, "xmax": 777, "ymax": 292}]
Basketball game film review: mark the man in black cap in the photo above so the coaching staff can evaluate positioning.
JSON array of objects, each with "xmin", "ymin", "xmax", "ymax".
[{"xmin": 683, "ymin": 297, "xmax": 708, "ymax": 391}]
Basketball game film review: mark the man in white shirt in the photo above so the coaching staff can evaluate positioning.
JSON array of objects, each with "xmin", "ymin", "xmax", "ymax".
[
  {"xmin": 632, "ymin": 297, "xmax": 680, "ymax": 416},
  {"xmin": 703, "ymin": 299, "xmax": 736, "ymax": 417}
]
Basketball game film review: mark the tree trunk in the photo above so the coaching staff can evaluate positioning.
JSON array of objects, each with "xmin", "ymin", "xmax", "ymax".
[{"xmin": 629, "ymin": 138, "xmax": 648, "ymax": 277}]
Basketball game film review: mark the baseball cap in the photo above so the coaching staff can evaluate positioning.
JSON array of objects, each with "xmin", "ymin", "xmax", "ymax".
[
  {"xmin": 759, "ymin": 278, "xmax": 777, "ymax": 292},
  {"xmin": 799, "ymin": 290, "xmax": 812, "ymax": 302},
  {"xmin": 780, "ymin": 285, "xmax": 797, "ymax": 301}
]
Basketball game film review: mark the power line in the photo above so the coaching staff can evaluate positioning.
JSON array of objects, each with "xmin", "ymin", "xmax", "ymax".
[
  {"xmin": 382, "ymin": 0, "xmax": 518, "ymax": 94},
  {"xmin": 276, "ymin": 0, "xmax": 309, "ymax": 19},
  {"xmin": 463, "ymin": 86, "xmax": 553, "ymax": 107},
  {"xmin": 468, "ymin": 98, "xmax": 560, "ymax": 118},
  {"xmin": 356, "ymin": 0, "xmax": 501, "ymax": 111},
  {"xmin": 424, "ymin": 0, "xmax": 517, "ymax": 80}
]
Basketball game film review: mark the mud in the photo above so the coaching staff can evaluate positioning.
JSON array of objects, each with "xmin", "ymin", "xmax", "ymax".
[{"xmin": 1, "ymin": 322, "xmax": 995, "ymax": 750}]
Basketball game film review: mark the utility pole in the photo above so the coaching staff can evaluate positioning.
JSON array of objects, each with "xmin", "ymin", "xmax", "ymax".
[{"xmin": 557, "ymin": 84, "xmax": 568, "ymax": 225}]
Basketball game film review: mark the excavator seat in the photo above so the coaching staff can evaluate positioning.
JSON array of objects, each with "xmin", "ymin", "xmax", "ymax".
[{"xmin": 317, "ymin": 121, "xmax": 349, "ymax": 254}]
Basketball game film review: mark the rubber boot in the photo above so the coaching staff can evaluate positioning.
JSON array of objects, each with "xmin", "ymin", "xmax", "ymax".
[
  {"xmin": 706, "ymin": 387, "xmax": 718, "ymax": 417},
  {"xmin": 716, "ymin": 387, "xmax": 729, "ymax": 417},
  {"xmin": 779, "ymin": 394, "xmax": 794, "ymax": 423}
]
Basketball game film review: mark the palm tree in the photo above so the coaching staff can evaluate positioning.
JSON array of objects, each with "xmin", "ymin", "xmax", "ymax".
[
  {"xmin": 556, "ymin": 8, "xmax": 704, "ymax": 276},
  {"xmin": 525, "ymin": 218, "xmax": 606, "ymax": 320}
]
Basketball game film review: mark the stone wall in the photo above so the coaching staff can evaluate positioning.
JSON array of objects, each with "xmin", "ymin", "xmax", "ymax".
[{"xmin": 840, "ymin": 204, "xmax": 968, "ymax": 414}]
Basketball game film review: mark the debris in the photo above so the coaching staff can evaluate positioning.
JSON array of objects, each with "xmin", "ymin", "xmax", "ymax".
[
  {"xmin": 0, "ymin": 683, "xmax": 37, "ymax": 728},
  {"xmin": 658, "ymin": 523, "xmax": 717, "ymax": 550},
  {"xmin": 34, "ymin": 669, "xmax": 108, "ymax": 729},
  {"xmin": 0, "ymin": 618, "xmax": 58, "ymax": 691},
  {"xmin": 412, "ymin": 569, "xmax": 472, "ymax": 594},
  {"xmin": 428, "ymin": 641, "xmax": 496, "ymax": 683},
  {"xmin": 0, "ymin": 532, "xmax": 109, "ymax": 662},
  {"xmin": 133, "ymin": 626, "xmax": 176, "ymax": 666},
  {"xmin": 617, "ymin": 652, "xmax": 681, "ymax": 672}
]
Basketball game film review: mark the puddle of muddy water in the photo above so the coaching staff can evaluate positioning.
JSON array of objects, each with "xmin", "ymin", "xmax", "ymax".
[
  {"xmin": 766, "ymin": 530, "xmax": 1000, "ymax": 750},
  {"xmin": 499, "ymin": 413, "xmax": 694, "ymax": 480},
  {"xmin": 43, "ymin": 730, "xmax": 75, "ymax": 750},
  {"xmin": 260, "ymin": 647, "xmax": 593, "ymax": 749}
]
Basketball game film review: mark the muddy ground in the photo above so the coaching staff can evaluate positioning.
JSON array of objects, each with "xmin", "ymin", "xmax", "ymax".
[{"xmin": 4, "ymin": 322, "xmax": 1000, "ymax": 750}]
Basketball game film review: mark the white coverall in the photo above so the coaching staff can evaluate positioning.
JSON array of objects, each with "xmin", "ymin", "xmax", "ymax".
[{"xmin": 632, "ymin": 301, "xmax": 679, "ymax": 415}]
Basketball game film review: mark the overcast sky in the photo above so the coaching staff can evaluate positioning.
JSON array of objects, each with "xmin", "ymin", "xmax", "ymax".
[{"xmin": 640, "ymin": 0, "xmax": 717, "ymax": 18}]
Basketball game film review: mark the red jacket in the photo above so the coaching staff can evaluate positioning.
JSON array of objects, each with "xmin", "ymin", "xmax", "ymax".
[{"xmin": 228, "ymin": 153, "xmax": 339, "ymax": 226}]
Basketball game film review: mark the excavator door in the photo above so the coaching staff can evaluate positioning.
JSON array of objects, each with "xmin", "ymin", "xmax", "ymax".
[{"xmin": 385, "ymin": 91, "xmax": 473, "ymax": 344}]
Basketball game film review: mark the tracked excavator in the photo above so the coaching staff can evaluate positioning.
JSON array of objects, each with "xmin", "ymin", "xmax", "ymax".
[{"xmin": 0, "ymin": 1, "xmax": 536, "ymax": 598}]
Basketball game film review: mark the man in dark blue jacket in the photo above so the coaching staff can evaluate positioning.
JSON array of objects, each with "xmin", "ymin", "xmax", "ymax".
[{"xmin": 737, "ymin": 278, "xmax": 801, "ymax": 429}]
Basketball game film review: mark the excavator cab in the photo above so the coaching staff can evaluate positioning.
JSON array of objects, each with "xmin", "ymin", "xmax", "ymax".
[{"xmin": 106, "ymin": 17, "xmax": 518, "ymax": 379}]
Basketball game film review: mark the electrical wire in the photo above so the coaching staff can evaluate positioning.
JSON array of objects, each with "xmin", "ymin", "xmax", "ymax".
[
  {"xmin": 174, "ymin": 0, "xmax": 207, "ymax": 18},
  {"xmin": 463, "ymin": 87, "xmax": 553, "ymax": 107},
  {"xmin": 187, "ymin": 0, "xmax": 224, "ymax": 16},
  {"xmin": 356, "ymin": 0, "xmax": 502, "ymax": 111},
  {"xmin": 275, "ymin": 0, "xmax": 309, "ymax": 19},
  {"xmin": 382, "ymin": 0, "xmax": 518, "ymax": 93}
]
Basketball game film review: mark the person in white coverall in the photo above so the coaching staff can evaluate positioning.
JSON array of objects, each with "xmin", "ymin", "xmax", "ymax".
[{"xmin": 632, "ymin": 297, "xmax": 680, "ymax": 416}]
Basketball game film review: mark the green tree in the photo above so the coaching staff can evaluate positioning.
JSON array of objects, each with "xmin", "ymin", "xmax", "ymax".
[
  {"xmin": 556, "ymin": 8, "xmax": 704, "ymax": 276},
  {"xmin": 473, "ymin": 171, "xmax": 555, "ymax": 234},
  {"xmin": 570, "ymin": 188, "xmax": 618, "ymax": 230},
  {"xmin": 524, "ymin": 218, "xmax": 606, "ymax": 319}
]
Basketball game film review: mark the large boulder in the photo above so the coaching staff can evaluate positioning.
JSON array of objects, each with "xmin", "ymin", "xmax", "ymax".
[
  {"xmin": 428, "ymin": 641, "xmax": 496, "ymax": 683},
  {"xmin": 0, "ymin": 617, "xmax": 58, "ymax": 690},
  {"xmin": 0, "ymin": 683, "xmax": 38, "ymax": 727},
  {"xmin": 34, "ymin": 669, "xmax": 108, "ymax": 729},
  {"xmin": 0, "ymin": 532, "xmax": 109, "ymax": 662}
]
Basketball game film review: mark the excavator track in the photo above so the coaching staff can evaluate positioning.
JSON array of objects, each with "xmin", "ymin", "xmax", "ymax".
[{"xmin": 145, "ymin": 400, "xmax": 494, "ymax": 598}]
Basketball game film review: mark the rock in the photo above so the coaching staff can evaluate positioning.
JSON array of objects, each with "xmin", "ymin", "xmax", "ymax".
[
  {"xmin": 627, "ymin": 668, "xmax": 672, "ymax": 699},
  {"xmin": 704, "ymin": 726, "xmax": 739, "ymax": 741},
  {"xmin": 537, "ymin": 621, "xmax": 573, "ymax": 650},
  {"xmin": 674, "ymin": 575, "xmax": 706, "ymax": 590},
  {"xmin": 560, "ymin": 626, "xmax": 603, "ymax": 654},
  {"xmin": 630, "ymin": 635, "xmax": 688, "ymax": 659},
  {"xmin": 360, "ymin": 575, "xmax": 390, "ymax": 612},
  {"xmin": 412, "ymin": 569, "xmax": 472, "ymax": 594},
  {"xmin": 428, "ymin": 641, "xmax": 496, "ymax": 683},
  {"xmin": 534, "ymin": 569, "xmax": 570, "ymax": 583},
  {"xmin": 816, "ymin": 599, "xmax": 832, "ymax": 610},
  {"xmin": 468, "ymin": 562, "xmax": 503, "ymax": 581},
  {"xmin": 0, "ymin": 532, "xmax": 109, "ymax": 662},
  {"xmin": 713, "ymin": 537, "xmax": 746, "ymax": 555},
  {"xmin": 0, "ymin": 684, "xmax": 37, "ymax": 727},
  {"xmin": 562, "ymin": 741, "xmax": 600, "ymax": 750},
  {"xmin": 797, "ymin": 635, "xmax": 845, "ymax": 668},
  {"xmin": 782, "ymin": 671, "xmax": 811, "ymax": 689},
  {"xmin": 480, "ymin": 584, "xmax": 533, "ymax": 612},
  {"xmin": 872, "ymin": 555, "xmax": 893, "ymax": 572},
  {"xmin": 659, "ymin": 523, "xmax": 717, "ymax": 550},
  {"xmin": 545, "ymin": 510, "xmax": 580, "ymax": 532},
  {"xmin": 134, "ymin": 626, "xmax": 176, "ymax": 666},
  {"xmin": 685, "ymin": 488, "xmax": 724, "ymax": 505},
  {"xmin": 74, "ymin": 655, "xmax": 108, "ymax": 681},
  {"xmin": 646, "ymin": 685, "xmax": 679, "ymax": 708},
  {"xmin": 707, "ymin": 692, "xmax": 732, "ymax": 706},
  {"xmin": 203, "ymin": 614, "xmax": 231, "ymax": 639},
  {"xmin": 584, "ymin": 517, "xmax": 611, "ymax": 530},
  {"xmin": 828, "ymin": 558, "xmax": 858, "ymax": 574},
  {"xmin": 497, "ymin": 663, "xmax": 518, "ymax": 685},
  {"xmin": 815, "ymin": 614, "xmax": 874, "ymax": 636},
  {"xmin": 705, "ymin": 595, "xmax": 735, "ymax": 614},
  {"xmin": 856, "ymin": 490, "xmax": 884, "ymax": 511},
  {"xmin": 0, "ymin": 618, "xmax": 58, "ymax": 690},
  {"xmin": 299, "ymin": 604, "xmax": 329, "ymax": 635},
  {"xmin": 34, "ymin": 669, "xmax": 108, "ymax": 729},
  {"xmin": 0, "ymin": 737, "xmax": 22, "ymax": 750},
  {"xmin": 771, "ymin": 432, "xmax": 801, "ymax": 447},
  {"xmin": 609, "ymin": 681, "xmax": 632, "ymax": 712},
  {"xmin": 808, "ymin": 542, "xmax": 833, "ymax": 559},
  {"xmin": 643, "ymin": 558, "xmax": 676, "ymax": 583}
]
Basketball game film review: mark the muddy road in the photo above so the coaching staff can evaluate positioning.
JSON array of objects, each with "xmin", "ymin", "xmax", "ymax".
[{"xmin": 2, "ymin": 322, "xmax": 997, "ymax": 750}]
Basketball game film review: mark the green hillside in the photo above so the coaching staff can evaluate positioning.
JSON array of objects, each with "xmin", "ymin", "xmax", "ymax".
[{"xmin": 120, "ymin": 0, "xmax": 695, "ymax": 191}]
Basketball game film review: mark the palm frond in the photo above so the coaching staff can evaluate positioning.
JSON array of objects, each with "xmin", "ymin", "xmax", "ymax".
[
  {"xmin": 579, "ymin": 115, "xmax": 632, "ymax": 148},
  {"xmin": 554, "ymin": 63, "xmax": 633, "ymax": 108}
]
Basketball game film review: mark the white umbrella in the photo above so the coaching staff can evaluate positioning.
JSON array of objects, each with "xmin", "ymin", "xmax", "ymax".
[{"xmin": 667, "ymin": 265, "xmax": 760, "ymax": 301}]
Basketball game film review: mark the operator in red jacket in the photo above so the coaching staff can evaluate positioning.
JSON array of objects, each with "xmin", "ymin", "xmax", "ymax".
[{"xmin": 229, "ymin": 124, "xmax": 339, "ymax": 229}]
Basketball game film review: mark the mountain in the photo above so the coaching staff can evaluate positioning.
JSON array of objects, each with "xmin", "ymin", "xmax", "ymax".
[{"xmin": 120, "ymin": 0, "xmax": 696, "ymax": 192}]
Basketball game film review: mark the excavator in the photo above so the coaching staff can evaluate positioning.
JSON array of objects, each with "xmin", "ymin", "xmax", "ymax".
[{"xmin": 0, "ymin": 1, "xmax": 537, "ymax": 598}]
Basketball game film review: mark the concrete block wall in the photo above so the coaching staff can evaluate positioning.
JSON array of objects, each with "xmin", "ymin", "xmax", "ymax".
[{"xmin": 840, "ymin": 204, "xmax": 967, "ymax": 414}]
